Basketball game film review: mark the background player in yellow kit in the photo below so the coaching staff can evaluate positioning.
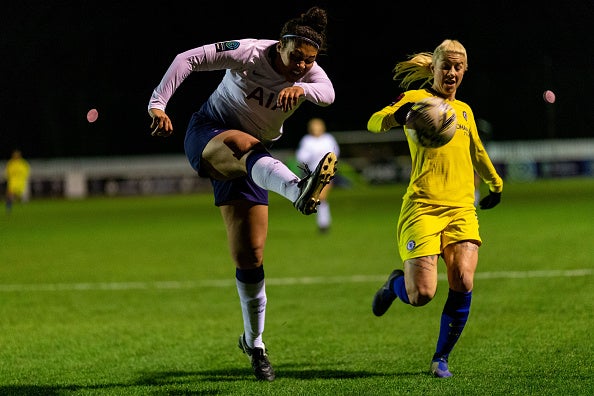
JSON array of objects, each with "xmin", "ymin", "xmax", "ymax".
[
  {"xmin": 367, "ymin": 39, "xmax": 503, "ymax": 378},
  {"xmin": 4, "ymin": 149, "xmax": 31, "ymax": 213}
]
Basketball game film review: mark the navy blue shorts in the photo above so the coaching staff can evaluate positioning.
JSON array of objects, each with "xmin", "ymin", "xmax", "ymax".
[{"xmin": 184, "ymin": 107, "xmax": 268, "ymax": 207}]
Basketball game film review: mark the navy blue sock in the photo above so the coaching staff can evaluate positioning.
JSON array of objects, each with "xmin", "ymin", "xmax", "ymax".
[
  {"xmin": 236, "ymin": 266, "xmax": 265, "ymax": 284},
  {"xmin": 391, "ymin": 273, "xmax": 410, "ymax": 304},
  {"xmin": 433, "ymin": 289, "xmax": 472, "ymax": 361}
]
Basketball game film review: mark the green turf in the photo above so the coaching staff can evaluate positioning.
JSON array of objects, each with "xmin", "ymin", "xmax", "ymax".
[{"xmin": 1, "ymin": 178, "xmax": 593, "ymax": 395}]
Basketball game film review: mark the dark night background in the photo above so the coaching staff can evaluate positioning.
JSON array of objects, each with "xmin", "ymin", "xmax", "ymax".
[{"xmin": 1, "ymin": 1, "xmax": 593, "ymax": 159}]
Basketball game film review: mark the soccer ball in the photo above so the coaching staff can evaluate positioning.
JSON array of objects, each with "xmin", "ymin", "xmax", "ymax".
[{"xmin": 405, "ymin": 97, "xmax": 457, "ymax": 148}]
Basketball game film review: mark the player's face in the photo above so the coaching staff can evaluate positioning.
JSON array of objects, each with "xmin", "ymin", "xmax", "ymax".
[
  {"xmin": 431, "ymin": 53, "xmax": 466, "ymax": 100},
  {"xmin": 276, "ymin": 41, "xmax": 318, "ymax": 83}
]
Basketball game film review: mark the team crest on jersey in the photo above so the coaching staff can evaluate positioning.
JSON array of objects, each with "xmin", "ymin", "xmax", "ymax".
[
  {"xmin": 215, "ymin": 41, "xmax": 240, "ymax": 52},
  {"xmin": 406, "ymin": 240, "xmax": 416, "ymax": 251},
  {"xmin": 463, "ymin": 111, "xmax": 468, "ymax": 121}
]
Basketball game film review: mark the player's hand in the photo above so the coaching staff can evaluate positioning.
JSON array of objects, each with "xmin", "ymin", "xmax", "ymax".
[
  {"xmin": 277, "ymin": 86, "xmax": 305, "ymax": 112},
  {"xmin": 479, "ymin": 190, "xmax": 501, "ymax": 209},
  {"xmin": 149, "ymin": 108, "xmax": 174, "ymax": 137}
]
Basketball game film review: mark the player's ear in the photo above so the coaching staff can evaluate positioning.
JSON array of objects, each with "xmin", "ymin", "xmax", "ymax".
[{"xmin": 276, "ymin": 42, "xmax": 282, "ymax": 52}]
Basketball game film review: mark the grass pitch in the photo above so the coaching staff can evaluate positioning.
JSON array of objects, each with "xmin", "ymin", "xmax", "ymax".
[{"xmin": 1, "ymin": 177, "xmax": 593, "ymax": 395}]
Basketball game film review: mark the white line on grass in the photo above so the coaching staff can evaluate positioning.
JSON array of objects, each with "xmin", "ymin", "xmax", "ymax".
[{"xmin": 0, "ymin": 269, "xmax": 591, "ymax": 292}]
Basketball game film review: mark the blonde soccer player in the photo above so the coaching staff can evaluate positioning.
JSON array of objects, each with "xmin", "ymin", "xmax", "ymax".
[{"xmin": 367, "ymin": 39, "xmax": 503, "ymax": 378}]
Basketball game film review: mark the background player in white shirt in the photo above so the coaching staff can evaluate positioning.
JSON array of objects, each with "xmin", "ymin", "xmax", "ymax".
[
  {"xmin": 148, "ymin": 7, "xmax": 337, "ymax": 381},
  {"xmin": 296, "ymin": 118, "xmax": 340, "ymax": 232}
]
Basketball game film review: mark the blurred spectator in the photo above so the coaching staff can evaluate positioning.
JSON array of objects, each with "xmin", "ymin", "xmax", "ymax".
[{"xmin": 5, "ymin": 149, "xmax": 31, "ymax": 213}]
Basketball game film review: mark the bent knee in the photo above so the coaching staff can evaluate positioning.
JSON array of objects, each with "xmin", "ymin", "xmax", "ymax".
[
  {"xmin": 409, "ymin": 294, "xmax": 433, "ymax": 307},
  {"xmin": 408, "ymin": 287, "xmax": 436, "ymax": 307}
]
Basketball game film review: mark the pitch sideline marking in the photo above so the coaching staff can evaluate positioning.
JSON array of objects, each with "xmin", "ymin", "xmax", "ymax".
[{"xmin": 0, "ymin": 269, "xmax": 591, "ymax": 292}]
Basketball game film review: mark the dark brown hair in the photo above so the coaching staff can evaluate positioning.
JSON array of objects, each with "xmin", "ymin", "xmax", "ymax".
[{"xmin": 280, "ymin": 7, "xmax": 328, "ymax": 52}]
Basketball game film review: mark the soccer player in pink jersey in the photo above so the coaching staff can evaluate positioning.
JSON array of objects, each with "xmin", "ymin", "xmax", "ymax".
[{"xmin": 148, "ymin": 7, "xmax": 337, "ymax": 381}]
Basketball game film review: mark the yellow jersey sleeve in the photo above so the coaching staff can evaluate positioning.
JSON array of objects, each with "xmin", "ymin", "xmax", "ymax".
[{"xmin": 367, "ymin": 90, "xmax": 429, "ymax": 133}]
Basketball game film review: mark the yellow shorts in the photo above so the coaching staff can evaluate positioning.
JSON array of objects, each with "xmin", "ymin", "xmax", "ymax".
[
  {"xmin": 397, "ymin": 200, "xmax": 481, "ymax": 261},
  {"xmin": 7, "ymin": 180, "xmax": 27, "ymax": 196}
]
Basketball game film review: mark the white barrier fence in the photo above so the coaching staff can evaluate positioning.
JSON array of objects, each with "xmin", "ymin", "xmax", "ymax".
[
  {"xmin": 2, "ymin": 137, "xmax": 593, "ymax": 199},
  {"xmin": 333, "ymin": 132, "xmax": 594, "ymax": 184},
  {"xmin": 1, "ymin": 155, "xmax": 211, "ymax": 199}
]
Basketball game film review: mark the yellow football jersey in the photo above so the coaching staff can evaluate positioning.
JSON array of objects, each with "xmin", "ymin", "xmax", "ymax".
[
  {"xmin": 368, "ymin": 89, "xmax": 503, "ymax": 207},
  {"xmin": 5, "ymin": 157, "xmax": 31, "ymax": 196}
]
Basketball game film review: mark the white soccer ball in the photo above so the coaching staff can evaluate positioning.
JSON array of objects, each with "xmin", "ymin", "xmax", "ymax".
[{"xmin": 405, "ymin": 97, "xmax": 457, "ymax": 148}]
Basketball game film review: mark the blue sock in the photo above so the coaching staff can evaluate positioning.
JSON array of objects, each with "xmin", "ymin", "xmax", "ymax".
[
  {"xmin": 391, "ymin": 274, "xmax": 410, "ymax": 304},
  {"xmin": 236, "ymin": 266, "xmax": 265, "ymax": 284},
  {"xmin": 433, "ymin": 289, "xmax": 472, "ymax": 361}
]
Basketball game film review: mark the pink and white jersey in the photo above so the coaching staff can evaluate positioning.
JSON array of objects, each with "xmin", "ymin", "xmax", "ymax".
[{"xmin": 149, "ymin": 38, "xmax": 335, "ymax": 143}]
